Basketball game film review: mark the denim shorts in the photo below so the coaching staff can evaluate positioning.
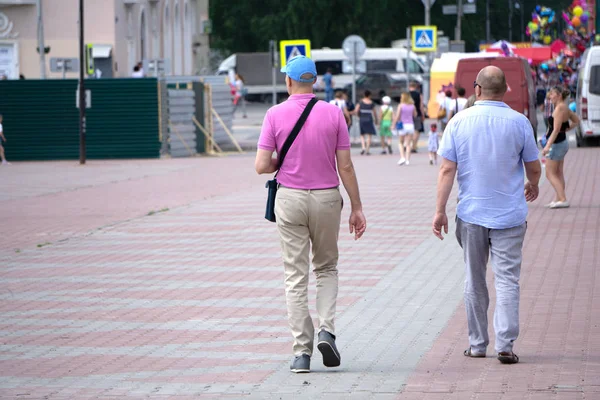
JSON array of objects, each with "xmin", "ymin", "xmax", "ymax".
[{"xmin": 548, "ymin": 140, "xmax": 569, "ymax": 161}]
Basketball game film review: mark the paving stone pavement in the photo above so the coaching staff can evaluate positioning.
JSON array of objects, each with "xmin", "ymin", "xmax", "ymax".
[{"xmin": 0, "ymin": 145, "xmax": 598, "ymax": 399}]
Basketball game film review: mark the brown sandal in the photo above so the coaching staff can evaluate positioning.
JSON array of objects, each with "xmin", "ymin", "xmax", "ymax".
[
  {"xmin": 464, "ymin": 348, "xmax": 486, "ymax": 358},
  {"xmin": 497, "ymin": 352, "xmax": 519, "ymax": 364}
]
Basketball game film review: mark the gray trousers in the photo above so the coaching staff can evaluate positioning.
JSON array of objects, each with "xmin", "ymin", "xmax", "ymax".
[{"xmin": 456, "ymin": 218, "xmax": 527, "ymax": 354}]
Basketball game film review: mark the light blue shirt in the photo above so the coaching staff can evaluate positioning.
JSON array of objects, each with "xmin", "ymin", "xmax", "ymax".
[
  {"xmin": 323, "ymin": 73, "xmax": 333, "ymax": 91},
  {"xmin": 438, "ymin": 100, "xmax": 539, "ymax": 229}
]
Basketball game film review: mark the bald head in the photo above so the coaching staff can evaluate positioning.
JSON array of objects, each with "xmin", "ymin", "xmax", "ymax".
[{"xmin": 475, "ymin": 66, "xmax": 507, "ymax": 100}]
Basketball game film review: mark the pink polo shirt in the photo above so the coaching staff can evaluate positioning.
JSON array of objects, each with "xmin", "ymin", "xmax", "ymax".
[{"xmin": 258, "ymin": 94, "xmax": 350, "ymax": 190}]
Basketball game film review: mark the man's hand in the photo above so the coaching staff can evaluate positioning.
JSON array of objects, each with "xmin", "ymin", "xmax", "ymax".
[
  {"xmin": 349, "ymin": 210, "xmax": 366, "ymax": 240},
  {"xmin": 524, "ymin": 182, "xmax": 539, "ymax": 202},
  {"xmin": 542, "ymin": 145, "xmax": 551, "ymax": 156},
  {"xmin": 432, "ymin": 212, "xmax": 448, "ymax": 240}
]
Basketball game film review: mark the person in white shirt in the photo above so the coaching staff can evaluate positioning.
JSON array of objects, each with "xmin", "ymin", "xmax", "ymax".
[
  {"xmin": 329, "ymin": 91, "xmax": 351, "ymax": 127},
  {"xmin": 0, "ymin": 114, "xmax": 10, "ymax": 165},
  {"xmin": 438, "ymin": 90, "xmax": 453, "ymax": 131},
  {"xmin": 131, "ymin": 65, "xmax": 144, "ymax": 78},
  {"xmin": 448, "ymin": 86, "xmax": 469, "ymax": 120}
]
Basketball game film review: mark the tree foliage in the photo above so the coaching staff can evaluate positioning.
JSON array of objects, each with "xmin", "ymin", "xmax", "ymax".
[{"xmin": 210, "ymin": 0, "xmax": 572, "ymax": 54}]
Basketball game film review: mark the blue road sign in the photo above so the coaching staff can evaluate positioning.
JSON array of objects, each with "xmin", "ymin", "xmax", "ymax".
[
  {"xmin": 280, "ymin": 40, "xmax": 312, "ymax": 67},
  {"xmin": 412, "ymin": 26, "xmax": 437, "ymax": 52}
]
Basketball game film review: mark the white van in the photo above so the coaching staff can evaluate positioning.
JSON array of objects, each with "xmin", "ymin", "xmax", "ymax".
[
  {"xmin": 311, "ymin": 47, "xmax": 427, "ymax": 90},
  {"xmin": 576, "ymin": 46, "xmax": 600, "ymax": 146}
]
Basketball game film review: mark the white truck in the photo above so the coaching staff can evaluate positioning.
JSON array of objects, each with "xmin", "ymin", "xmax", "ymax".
[{"xmin": 217, "ymin": 48, "xmax": 428, "ymax": 102}]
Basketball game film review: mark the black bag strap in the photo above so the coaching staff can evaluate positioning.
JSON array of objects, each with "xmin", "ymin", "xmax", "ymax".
[{"xmin": 275, "ymin": 97, "xmax": 318, "ymax": 177}]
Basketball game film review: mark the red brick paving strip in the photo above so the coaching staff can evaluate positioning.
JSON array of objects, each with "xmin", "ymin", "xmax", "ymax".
[
  {"xmin": 1, "ymin": 148, "xmax": 597, "ymax": 398},
  {"xmin": 400, "ymin": 148, "xmax": 600, "ymax": 399},
  {"xmin": 0, "ymin": 152, "xmax": 446, "ymax": 397}
]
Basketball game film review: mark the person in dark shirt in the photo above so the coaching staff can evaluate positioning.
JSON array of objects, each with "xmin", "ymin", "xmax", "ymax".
[{"xmin": 409, "ymin": 81, "xmax": 425, "ymax": 152}]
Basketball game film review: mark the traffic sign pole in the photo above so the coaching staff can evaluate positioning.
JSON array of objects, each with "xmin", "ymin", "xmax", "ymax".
[
  {"xmin": 78, "ymin": 0, "xmax": 86, "ymax": 165},
  {"xmin": 406, "ymin": 27, "xmax": 411, "ymax": 91},
  {"xmin": 270, "ymin": 40, "xmax": 277, "ymax": 106},
  {"xmin": 352, "ymin": 41, "xmax": 357, "ymax": 106},
  {"xmin": 342, "ymin": 35, "xmax": 366, "ymax": 106},
  {"xmin": 424, "ymin": 0, "xmax": 432, "ymax": 108}
]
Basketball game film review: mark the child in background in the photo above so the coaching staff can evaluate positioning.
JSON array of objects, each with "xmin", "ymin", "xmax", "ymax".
[
  {"xmin": 428, "ymin": 123, "xmax": 439, "ymax": 165},
  {"xmin": 378, "ymin": 96, "xmax": 394, "ymax": 154}
]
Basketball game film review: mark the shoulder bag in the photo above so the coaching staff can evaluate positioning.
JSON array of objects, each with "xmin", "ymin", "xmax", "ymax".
[{"xmin": 264, "ymin": 97, "xmax": 318, "ymax": 222}]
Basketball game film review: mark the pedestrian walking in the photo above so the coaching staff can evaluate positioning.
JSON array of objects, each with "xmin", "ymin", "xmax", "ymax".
[
  {"xmin": 542, "ymin": 86, "xmax": 580, "ymax": 209},
  {"xmin": 437, "ymin": 89, "xmax": 453, "ymax": 132},
  {"xmin": 391, "ymin": 92, "xmax": 417, "ymax": 165},
  {"xmin": 433, "ymin": 66, "xmax": 542, "ymax": 365},
  {"xmin": 543, "ymin": 91, "xmax": 554, "ymax": 131},
  {"xmin": 377, "ymin": 96, "xmax": 394, "ymax": 154},
  {"xmin": 0, "ymin": 114, "xmax": 9, "ymax": 165},
  {"xmin": 352, "ymin": 90, "xmax": 378, "ymax": 155},
  {"xmin": 447, "ymin": 86, "xmax": 468, "ymax": 120},
  {"xmin": 255, "ymin": 55, "xmax": 367, "ymax": 374},
  {"xmin": 465, "ymin": 94, "xmax": 477, "ymax": 109},
  {"xmin": 131, "ymin": 63, "xmax": 144, "ymax": 78},
  {"xmin": 409, "ymin": 81, "xmax": 425, "ymax": 152},
  {"xmin": 427, "ymin": 123, "xmax": 439, "ymax": 165},
  {"xmin": 323, "ymin": 68, "xmax": 335, "ymax": 103},
  {"xmin": 330, "ymin": 90, "xmax": 351, "ymax": 127},
  {"xmin": 233, "ymin": 73, "xmax": 248, "ymax": 118}
]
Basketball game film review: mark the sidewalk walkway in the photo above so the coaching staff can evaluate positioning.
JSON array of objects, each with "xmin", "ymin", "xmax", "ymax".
[{"xmin": 0, "ymin": 147, "xmax": 598, "ymax": 399}]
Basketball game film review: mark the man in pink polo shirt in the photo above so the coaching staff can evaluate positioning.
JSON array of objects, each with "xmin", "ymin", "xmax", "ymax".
[{"xmin": 255, "ymin": 55, "xmax": 366, "ymax": 373}]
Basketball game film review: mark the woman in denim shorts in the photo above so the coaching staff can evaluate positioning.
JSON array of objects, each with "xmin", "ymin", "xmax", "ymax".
[{"xmin": 542, "ymin": 86, "xmax": 580, "ymax": 209}]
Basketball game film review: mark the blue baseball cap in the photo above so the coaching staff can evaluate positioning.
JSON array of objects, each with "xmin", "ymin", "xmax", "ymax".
[{"xmin": 280, "ymin": 55, "xmax": 317, "ymax": 83}]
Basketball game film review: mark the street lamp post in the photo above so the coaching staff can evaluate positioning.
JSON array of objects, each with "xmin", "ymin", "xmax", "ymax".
[
  {"xmin": 509, "ymin": 0, "xmax": 513, "ymax": 42},
  {"xmin": 36, "ymin": 0, "xmax": 47, "ymax": 79},
  {"xmin": 486, "ymin": 0, "xmax": 491, "ymax": 43},
  {"xmin": 78, "ymin": 0, "xmax": 86, "ymax": 164},
  {"xmin": 519, "ymin": 1, "xmax": 525, "ymax": 42}
]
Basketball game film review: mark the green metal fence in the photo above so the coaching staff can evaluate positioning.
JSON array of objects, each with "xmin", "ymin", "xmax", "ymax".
[{"xmin": 0, "ymin": 79, "xmax": 161, "ymax": 161}]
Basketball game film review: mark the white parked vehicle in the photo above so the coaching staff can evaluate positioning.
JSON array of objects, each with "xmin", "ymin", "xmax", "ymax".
[
  {"xmin": 311, "ymin": 47, "xmax": 427, "ymax": 91},
  {"xmin": 575, "ymin": 46, "xmax": 600, "ymax": 146},
  {"xmin": 215, "ymin": 48, "xmax": 429, "ymax": 103}
]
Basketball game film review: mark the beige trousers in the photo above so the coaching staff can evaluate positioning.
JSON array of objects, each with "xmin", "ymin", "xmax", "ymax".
[{"xmin": 274, "ymin": 186, "xmax": 343, "ymax": 356}]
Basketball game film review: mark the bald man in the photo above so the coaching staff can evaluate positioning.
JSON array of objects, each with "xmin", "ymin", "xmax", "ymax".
[{"xmin": 433, "ymin": 66, "xmax": 542, "ymax": 365}]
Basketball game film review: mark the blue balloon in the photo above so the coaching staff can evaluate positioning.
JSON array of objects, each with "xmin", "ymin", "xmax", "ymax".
[
  {"xmin": 536, "ymin": 5, "xmax": 541, "ymax": 13},
  {"xmin": 541, "ymin": 63, "xmax": 549, "ymax": 71},
  {"xmin": 569, "ymin": 102, "xmax": 577, "ymax": 112}
]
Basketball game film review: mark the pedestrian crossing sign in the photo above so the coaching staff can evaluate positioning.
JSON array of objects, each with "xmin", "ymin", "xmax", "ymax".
[
  {"xmin": 280, "ymin": 39, "xmax": 312, "ymax": 67},
  {"xmin": 412, "ymin": 26, "xmax": 437, "ymax": 52}
]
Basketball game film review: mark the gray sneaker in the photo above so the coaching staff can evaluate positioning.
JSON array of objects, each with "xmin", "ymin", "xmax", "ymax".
[
  {"xmin": 290, "ymin": 354, "xmax": 310, "ymax": 373},
  {"xmin": 317, "ymin": 330, "xmax": 341, "ymax": 367}
]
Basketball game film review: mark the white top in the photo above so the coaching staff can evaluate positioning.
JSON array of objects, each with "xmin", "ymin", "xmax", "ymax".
[
  {"xmin": 428, "ymin": 130, "xmax": 438, "ymax": 138},
  {"xmin": 235, "ymin": 79, "xmax": 244, "ymax": 96},
  {"xmin": 131, "ymin": 70, "xmax": 144, "ymax": 78},
  {"xmin": 451, "ymin": 97, "xmax": 469, "ymax": 114},
  {"xmin": 330, "ymin": 99, "xmax": 347, "ymax": 110},
  {"xmin": 0, "ymin": 123, "xmax": 3, "ymax": 133}
]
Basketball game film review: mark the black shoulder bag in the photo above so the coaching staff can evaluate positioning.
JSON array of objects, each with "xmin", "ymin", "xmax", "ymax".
[{"xmin": 264, "ymin": 97, "xmax": 318, "ymax": 222}]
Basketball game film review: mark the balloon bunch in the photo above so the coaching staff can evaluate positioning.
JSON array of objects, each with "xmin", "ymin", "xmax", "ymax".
[
  {"xmin": 561, "ymin": 0, "xmax": 590, "ymax": 37},
  {"xmin": 526, "ymin": 5, "xmax": 557, "ymax": 44}
]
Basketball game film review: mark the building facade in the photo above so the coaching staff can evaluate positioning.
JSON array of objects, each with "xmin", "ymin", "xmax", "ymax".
[{"xmin": 0, "ymin": 0, "xmax": 210, "ymax": 79}]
